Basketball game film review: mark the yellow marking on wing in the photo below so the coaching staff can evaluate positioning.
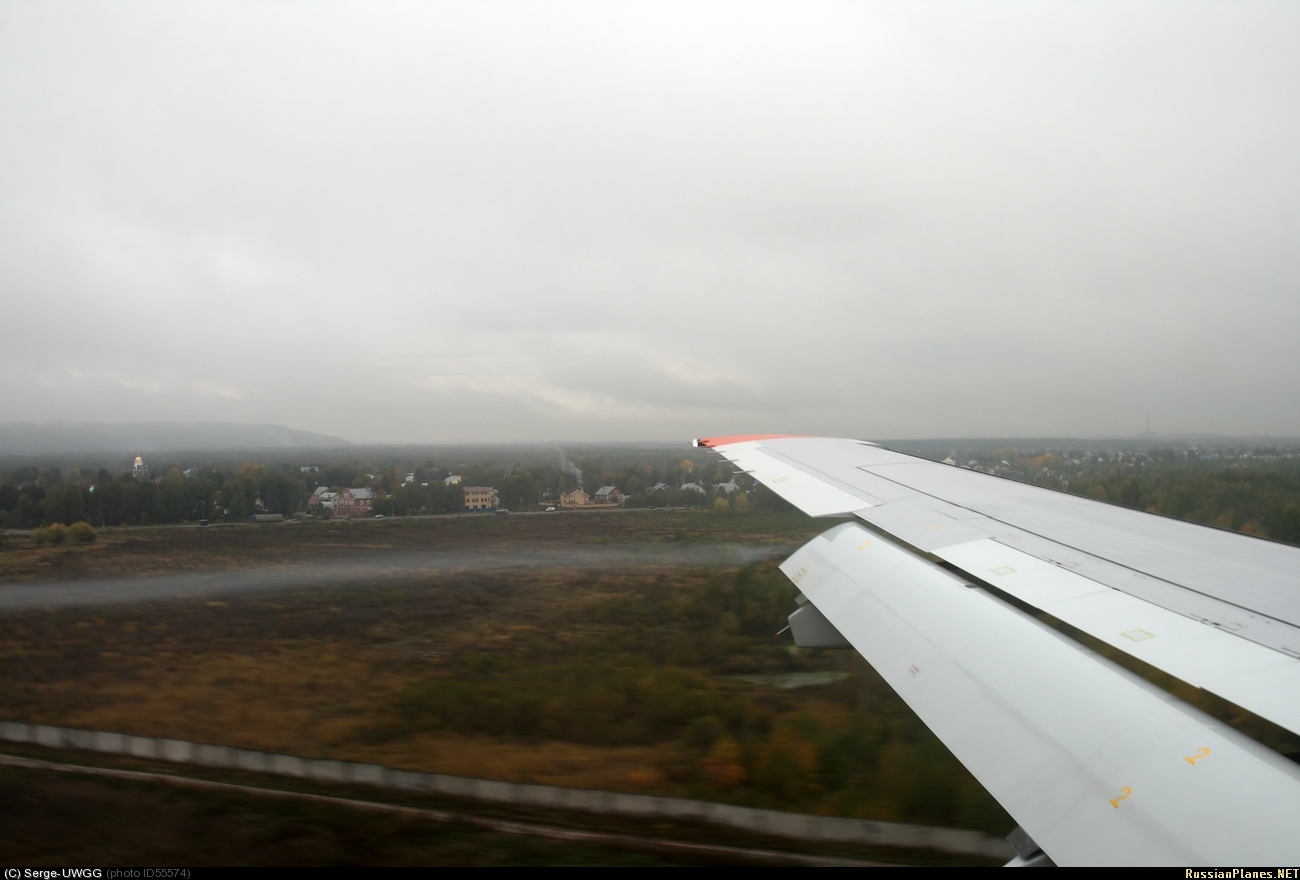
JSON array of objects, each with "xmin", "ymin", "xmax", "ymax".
[
  {"xmin": 1108, "ymin": 787, "xmax": 1132, "ymax": 809},
  {"xmin": 856, "ymin": 540, "xmax": 874, "ymax": 551},
  {"xmin": 1184, "ymin": 747, "xmax": 1211, "ymax": 765}
]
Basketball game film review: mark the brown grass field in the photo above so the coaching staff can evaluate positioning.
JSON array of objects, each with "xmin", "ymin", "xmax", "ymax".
[{"xmin": 1, "ymin": 509, "xmax": 1017, "ymax": 854}]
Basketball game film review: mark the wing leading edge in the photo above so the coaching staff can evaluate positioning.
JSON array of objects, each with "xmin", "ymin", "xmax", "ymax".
[{"xmin": 697, "ymin": 434, "xmax": 1300, "ymax": 866}]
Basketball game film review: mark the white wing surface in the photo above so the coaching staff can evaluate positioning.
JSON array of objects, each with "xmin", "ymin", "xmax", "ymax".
[{"xmin": 696, "ymin": 434, "xmax": 1300, "ymax": 866}]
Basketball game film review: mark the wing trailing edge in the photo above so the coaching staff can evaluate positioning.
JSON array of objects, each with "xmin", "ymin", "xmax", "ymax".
[{"xmin": 783, "ymin": 521, "xmax": 1300, "ymax": 866}]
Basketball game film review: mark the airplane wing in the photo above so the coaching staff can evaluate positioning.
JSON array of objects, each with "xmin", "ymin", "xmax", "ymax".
[{"xmin": 695, "ymin": 434, "xmax": 1300, "ymax": 867}]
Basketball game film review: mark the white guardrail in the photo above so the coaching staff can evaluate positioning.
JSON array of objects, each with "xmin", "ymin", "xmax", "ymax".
[{"xmin": 0, "ymin": 720, "xmax": 1012, "ymax": 859}]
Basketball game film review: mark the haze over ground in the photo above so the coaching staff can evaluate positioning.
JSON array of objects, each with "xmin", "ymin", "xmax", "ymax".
[{"xmin": 2, "ymin": 2, "xmax": 1297, "ymax": 442}]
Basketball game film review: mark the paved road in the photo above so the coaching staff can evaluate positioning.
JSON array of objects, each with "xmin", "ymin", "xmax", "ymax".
[{"xmin": 0, "ymin": 543, "xmax": 786, "ymax": 611}]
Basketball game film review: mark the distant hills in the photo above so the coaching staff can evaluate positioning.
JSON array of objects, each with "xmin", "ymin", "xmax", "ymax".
[{"xmin": 0, "ymin": 422, "xmax": 353, "ymax": 455}]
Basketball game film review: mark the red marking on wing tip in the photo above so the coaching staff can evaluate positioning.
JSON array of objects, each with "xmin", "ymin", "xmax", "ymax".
[{"xmin": 694, "ymin": 434, "xmax": 801, "ymax": 448}]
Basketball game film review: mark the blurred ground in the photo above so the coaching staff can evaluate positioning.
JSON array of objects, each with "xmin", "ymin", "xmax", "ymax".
[{"xmin": 0, "ymin": 762, "xmax": 716, "ymax": 866}]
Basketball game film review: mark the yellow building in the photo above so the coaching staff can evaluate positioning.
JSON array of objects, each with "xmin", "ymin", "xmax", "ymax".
[
  {"xmin": 560, "ymin": 489, "xmax": 590, "ymax": 507},
  {"xmin": 463, "ymin": 486, "xmax": 497, "ymax": 510}
]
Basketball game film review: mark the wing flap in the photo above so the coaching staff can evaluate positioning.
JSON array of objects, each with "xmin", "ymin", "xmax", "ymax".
[
  {"xmin": 938, "ymin": 539, "xmax": 1300, "ymax": 734},
  {"xmin": 784, "ymin": 522, "xmax": 1300, "ymax": 866}
]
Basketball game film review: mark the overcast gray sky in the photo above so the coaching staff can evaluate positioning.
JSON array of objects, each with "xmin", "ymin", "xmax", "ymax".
[{"xmin": 2, "ymin": 1, "xmax": 1297, "ymax": 443}]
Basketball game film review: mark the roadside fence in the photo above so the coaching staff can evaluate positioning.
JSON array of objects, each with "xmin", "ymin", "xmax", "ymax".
[{"xmin": 0, "ymin": 720, "xmax": 1011, "ymax": 859}]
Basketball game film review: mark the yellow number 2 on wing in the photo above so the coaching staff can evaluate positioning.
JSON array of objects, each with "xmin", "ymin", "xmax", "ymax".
[
  {"xmin": 1109, "ymin": 787, "xmax": 1132, "ymax": 809},
  {"xmin": 1184, "ymin": 747, "xmax": 1211, "ymax": 765}
]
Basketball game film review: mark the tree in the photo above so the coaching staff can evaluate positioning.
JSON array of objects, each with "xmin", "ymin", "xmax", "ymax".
[
  {"xmin": 43, "ymin": 484, "xmax": 86, "ymax": 526},
  {"xmin": 158, "ymin": 471, "xmax": 190, "ymax": 521},
  {"xmin": 223, "ymin": 476, "xmax": 254, "ymax": 519},
  {"xmin": 0, "ymin": 484, "xmax": 18, "ymax": 519},
  {"xmin": 262, "ymin": 472, "xmax": 305, "ymax": 514}
]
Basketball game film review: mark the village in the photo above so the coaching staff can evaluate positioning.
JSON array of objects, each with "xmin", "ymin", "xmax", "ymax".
[
  {"xmin": 0, "ymin": 449, "xmax": 763, "ymax": 528},
  {"xmin": 304, "ymin": 470, "xmax": 746, "ymax": 518}
]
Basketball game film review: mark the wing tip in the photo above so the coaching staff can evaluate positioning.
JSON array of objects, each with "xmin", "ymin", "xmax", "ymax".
[{"xmin": 693, "ymin": 434, "xmax": 802, "ymax": 449}]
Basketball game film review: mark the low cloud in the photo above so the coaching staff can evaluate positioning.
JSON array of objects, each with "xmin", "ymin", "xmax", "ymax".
[{"xmin": 2, "ymin": 3, "xmax": 1297, "ymax": 441}]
